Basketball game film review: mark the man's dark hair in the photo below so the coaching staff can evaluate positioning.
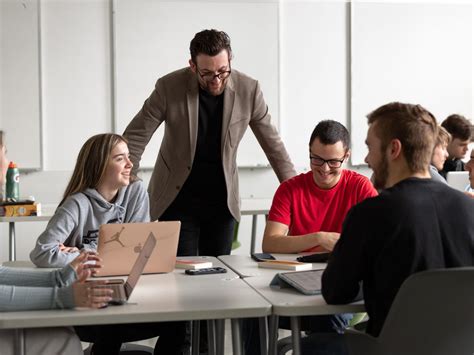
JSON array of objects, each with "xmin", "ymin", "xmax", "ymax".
[
  {"xmin": 441, "ymin": 114, "xmax": 473, "ymax": 141},
  {"xmin": 309, "ymin": 120, "xmax": 350, "ymax": 150},
  {"xmin": 190, "ymin": 29, "xmax": 232, "ymax": 64}
]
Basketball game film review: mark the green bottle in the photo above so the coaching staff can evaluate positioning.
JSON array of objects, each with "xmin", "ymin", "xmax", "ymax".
[{"xmin": 6, "ymin": 161, "xmax": 19, "ymax": 201}]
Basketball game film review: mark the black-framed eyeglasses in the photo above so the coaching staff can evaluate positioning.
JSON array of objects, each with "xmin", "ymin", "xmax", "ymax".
[
  {"xmin": 309, "ymin": 154, "xmax": 346, "ymax": 168},
  {"xmin": 196, "ymin": 62, "xmax": 231, "ymax": 82}
]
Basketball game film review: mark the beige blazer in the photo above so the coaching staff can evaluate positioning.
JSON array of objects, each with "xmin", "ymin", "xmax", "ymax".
[{"xmin": 123, "ymin": 67, "xmax": 296, "ymax": 221}]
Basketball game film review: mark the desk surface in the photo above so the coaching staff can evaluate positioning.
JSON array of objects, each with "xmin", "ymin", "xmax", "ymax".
[
  {"xmin": 218, "ymin": 254, "xmax": 326, "ymax": 278},
  {"xmin": 218, "ymin": 254, "xmax": 365, "ymax": 317},
  {"xmin": 0, "ymin": 257, "xmax": 271, "ymax": 330},
  {"xmin": 0, "ymin": 215, "xmax": 52, "ymax": 223}
]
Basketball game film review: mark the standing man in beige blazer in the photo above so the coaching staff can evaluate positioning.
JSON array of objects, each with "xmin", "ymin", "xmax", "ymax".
[{"xmin": 123, "ymin": 29, "xmax": 296, "ymax": 259}]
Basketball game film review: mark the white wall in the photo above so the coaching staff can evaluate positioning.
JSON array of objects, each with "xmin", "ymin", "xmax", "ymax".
[
  {"xmin": 1, "ymin": 0, "xmax": 471, "ymax": 263},
  {"xmin": 41, "ymin": 0, "xmax": 112, "ymax": 170}
]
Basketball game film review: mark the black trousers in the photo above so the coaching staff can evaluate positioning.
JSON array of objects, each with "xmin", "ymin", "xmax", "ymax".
[
  {"xmin": 75, "ymin": 321, "xmax": 187, "ymax": 355},
  {"xmin": 160, "ymin": 199, "xmax": 236, "ymax": 257}
]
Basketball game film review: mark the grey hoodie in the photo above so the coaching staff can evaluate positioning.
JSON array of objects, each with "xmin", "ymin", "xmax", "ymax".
[
  {"xmin": 430, "ymin": 165, "xmax": 448, "ymax": 184},
  {"xmin": 30, "ymin": 180, "xmax": 150, "ymax": 267}
]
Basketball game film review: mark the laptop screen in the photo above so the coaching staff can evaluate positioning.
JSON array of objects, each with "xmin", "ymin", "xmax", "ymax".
[
  {"xmin": 446, "ymin": 171, "xmax": 469, "ymax": 192},
  {"xmin": 124, "ymin": 232, "xmax": 157, "ymax": 298}
]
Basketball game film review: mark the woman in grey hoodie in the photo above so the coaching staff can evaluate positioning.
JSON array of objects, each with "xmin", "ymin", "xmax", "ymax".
[
  {"xmin": 30, "ymin": 133, "xmax": 150, "ymax": 267},
  {"xmin": 29, "ymin": 133, "xmax": 186, "ymax": 354}
]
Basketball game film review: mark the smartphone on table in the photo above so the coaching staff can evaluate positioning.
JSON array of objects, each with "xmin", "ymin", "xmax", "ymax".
[
  {"xmin": 251, "ymin": 253, "xmax": 276, "ymax": 262},
  {"xmin": 185, "ymin": 267, "xmax": 227, "ymax": 275}
]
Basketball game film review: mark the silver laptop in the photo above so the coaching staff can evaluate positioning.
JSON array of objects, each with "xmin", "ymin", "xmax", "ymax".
[
  {"xmin": 446, "ymin": 171, "xmax": 469, "ymax": 191},
  {"xmin": 97, "ymin": 221, "xmax": 180, "ymax": 276},
  {"xmin": 97, "ymin": 232, "xmax": 156, "ymax": 305}
]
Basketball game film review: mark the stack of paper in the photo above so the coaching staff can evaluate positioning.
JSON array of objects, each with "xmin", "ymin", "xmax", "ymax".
[
  {"xmin": 258, "ymin": 260, "xmax": 312, "ymax": 271},
  {"xmin": 175, "ymin": 259, "xmax": 213, "ymax": 270}
]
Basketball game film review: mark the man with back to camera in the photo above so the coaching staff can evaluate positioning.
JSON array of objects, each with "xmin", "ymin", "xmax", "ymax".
[
  {"xmin": 440, "ymin": 114, "xmax": 473, "ymax": 178},
  {"xmin": 300, "ymin": 102, "xmax": 474, "ymax": 354},
  {"xmin": 123, "ymin": 29, "xmax": 296, "ymax": 258}
]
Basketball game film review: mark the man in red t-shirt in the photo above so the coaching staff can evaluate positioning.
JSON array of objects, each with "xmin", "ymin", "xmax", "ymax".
[
  {"xmin": 262, "ymin": 120, "xmax": 377, "ymax": 254},
  {"xmin": 244, "ymin": 121, "xmax": 377, "ymax": 354}
]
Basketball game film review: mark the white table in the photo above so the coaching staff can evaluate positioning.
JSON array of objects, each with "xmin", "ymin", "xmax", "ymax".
[
  {"xmin": 219, "ymin": 254, "xmax": 365, "ymax": 355},
  {"xmin": 0, "ymin": 257, "xmax": 272, "ymax": 355},
  {"xmin": 240, "ymin": 198, "xmax": 272, "ymax": 254},
  {"xmin": 219, "ymin": 254, "xmax": 326, "ymax": 278}
]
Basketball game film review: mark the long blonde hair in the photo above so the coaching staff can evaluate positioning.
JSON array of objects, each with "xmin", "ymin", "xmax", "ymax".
[{"xmin": 60, "ymin": 133, "xmax": 135, "ymax": 206}]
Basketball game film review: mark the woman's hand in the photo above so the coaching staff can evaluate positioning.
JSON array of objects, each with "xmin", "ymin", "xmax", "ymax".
[
  {"xmin": 70, "ymin": 250, "xmax": 102, "ymax": 277},
  {"xmin": 72, "ymin": 275, "xmax": 113, "ymax": 308},
  {"xmin": 70, "ymin": 251, "xmax": 113, "ymax": 308}
]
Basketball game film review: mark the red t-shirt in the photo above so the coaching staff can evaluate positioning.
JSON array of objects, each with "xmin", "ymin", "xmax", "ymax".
[{"xmin": 268, "ymin": 170, "xmax": 378, "ymax": 252}]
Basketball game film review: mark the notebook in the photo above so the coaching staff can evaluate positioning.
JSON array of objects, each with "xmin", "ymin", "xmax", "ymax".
[
  {"xmin": 270, "ymin": 269, "xmax": 325, "ymax": 295},
  {"xmin": 446, "ymin": 171, "xmax": 469, "ymax": 191},
  {"xmin": 175, "ymin": 259, "xmax": 213, "ymax": 270},
  {"xmin": 95, "ymin": 232, "xmax": 156, "ymax": 305},
  {"xmin": 97, "ymin": 221, "xmax": 180, "ymax": 276},
  {"xmin": 257, "ymin": 260, "xmax": 312, "ymax": 271}
]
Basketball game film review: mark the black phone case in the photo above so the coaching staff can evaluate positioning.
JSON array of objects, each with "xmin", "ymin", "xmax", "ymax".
[
  {"xmin": 185, "ymin": 267, "xmax": 227, "ymax": 275},
  {"xmin": 251, "ymin": 253, "xmax": 276, "ymax": 262},
  {"xmin": 296, "ymin": 252, "xmax": 330, "ymax": 263}
]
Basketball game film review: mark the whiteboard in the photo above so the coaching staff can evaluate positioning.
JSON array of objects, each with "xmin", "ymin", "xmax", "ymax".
[
  {"xmin": 351, "ymin": 2, "xmax": 472, "ymax": 165},
  {"xmin": 0, "ymin": 0, "xmax": 41, "ymax": 170},
  {"xmin": 114, "ymin": 0, "xmax": 279, "ymax": 168}
]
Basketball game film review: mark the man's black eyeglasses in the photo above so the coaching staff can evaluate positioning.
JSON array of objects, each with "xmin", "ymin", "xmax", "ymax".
[
  {"xmin": 309, "ymin": 155, "xmax": 346, "ymax": 168},
  {"xmin": 197, "ymin": 63, "xmax": 231, "ymax": 82}
]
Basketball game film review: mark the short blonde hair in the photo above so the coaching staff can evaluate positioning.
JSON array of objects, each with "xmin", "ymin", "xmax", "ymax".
[{"xmin": 435, "ymin": 125, "xmax": 451, "ymax": 147}]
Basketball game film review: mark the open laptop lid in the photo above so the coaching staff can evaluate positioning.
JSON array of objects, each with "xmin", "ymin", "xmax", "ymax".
[
  {"xmin": 446, "ymin": 171, "xmax": 469, "ymax": 191},
  {"xmin": 98, "ymin": 221, "xmax": 180, "ymax": 276},
  {"xmin": 124, "ymin": 232, "xmax": 156, "ymax": 299}
]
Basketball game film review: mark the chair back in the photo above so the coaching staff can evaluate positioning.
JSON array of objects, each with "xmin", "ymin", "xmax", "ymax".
[{"xmin": 377, "ymin": 267, "xmax": 474, "ymax": 355}]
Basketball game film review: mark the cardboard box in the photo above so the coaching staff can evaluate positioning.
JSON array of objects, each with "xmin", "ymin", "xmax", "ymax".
[{"xmin": 0, "ymin": 203, "xmax": 41, "ymax": 217}]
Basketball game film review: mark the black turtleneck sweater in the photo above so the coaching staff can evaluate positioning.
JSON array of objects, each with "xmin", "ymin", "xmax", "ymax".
[{"xmin": 177, "ymin": 87, "xmax": 227, "ymax": 207}]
